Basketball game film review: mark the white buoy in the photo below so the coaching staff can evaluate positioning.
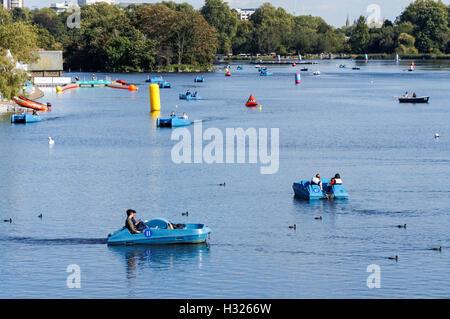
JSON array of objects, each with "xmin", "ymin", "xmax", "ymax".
[
  {"xmin": 48, "ymin": 137, "xmax": 55, "ymax": 146},
  {"xmin": 435, "ymin": 133, "xmax": 440, "ymax": 138}
]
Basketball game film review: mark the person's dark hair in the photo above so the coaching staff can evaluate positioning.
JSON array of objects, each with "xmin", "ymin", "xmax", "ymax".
[
  {"xmin": 126, "ymin": 209, "xmax": 136, "ymax": 216},
  {"xmin": 335, "ymin": 173, "xmax": 341, "ymax": 179}
]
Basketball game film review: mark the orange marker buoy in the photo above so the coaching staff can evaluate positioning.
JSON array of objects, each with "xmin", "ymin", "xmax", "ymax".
[
  {"xmin": 225, "ymin": 71, "xmax": 231, "ymax": 77},
  {"xmin": 128, "ymin": 84, "xmax": 138, "ymax": 91},
  {"xmin": 245, "ymin": 94, "xmax": 258, "ymax": 107},
  {"xmin": 292, "ymin": 62, "xmax": 297, "ymax": 67}
]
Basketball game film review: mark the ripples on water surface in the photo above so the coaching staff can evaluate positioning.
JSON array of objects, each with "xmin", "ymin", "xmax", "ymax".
[{"xmin": 0, "ymin": 60, "xmax": 449, "ymax": 298}]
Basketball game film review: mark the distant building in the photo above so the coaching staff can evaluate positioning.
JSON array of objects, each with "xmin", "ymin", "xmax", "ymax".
[
  {"xmin": 235, "ymin": 8, "xmax": 256, "ymax": 21},
  {"xmin": 29, "ymin": 51, "xmax": 64, "ymax": 78},
  {"xmin": 119, "ymin": 2, "xmax": 145, "ymax": 9},
  {"xmin": 1, "ymin": 0, "xmax": 23, "ymax": 10},
  {"xmin": 50, "ymin": 2, "xmax": 73, "ymax": 13},
  {"xmin": 78, "ymin": 0, "xmax": 115, "ymax": 5}
]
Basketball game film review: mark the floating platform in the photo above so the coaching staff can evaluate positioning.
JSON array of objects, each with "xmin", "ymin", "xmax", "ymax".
[
  {"xmin": 251, "ymin": 60, "xmax": 318, "ymax": 65},
  {"xmin": 107, "ymin": 218, "xmax": 211, "ymax": 245},
  {"xmin": 76, "ymin": 80, "xmax": 113, "ymax": 87},
  {"xmin": 11, "ymin": 113, "xmax": 41, "ymax": 124}
]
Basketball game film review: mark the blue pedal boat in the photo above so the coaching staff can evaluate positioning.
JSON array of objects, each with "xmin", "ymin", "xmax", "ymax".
[
  {"xmin": 236, "ymin": 66, "xmax": 243, "ymax": 70},
  {"xmin": 11, "ymin": 113, "xmax": 41, "ymax": 124},
  {"xmin": 179, "ymin": 93, "xmax": 201, "ymax": 100},
  {"xmin": 146, "ymin": 77, "xmax": 164, "ymax": 83},
  {"xmin": 157, "ymin": 116, "xmax": 190, "ymax": 127},
  {"xmin": 259, "ymin": 69, "xmax": 273, "ymax": 76},
  {"xmin": 107, "ymin": 218, "xmax": 211, "ymax": 245},
  {"xmin": 158, "ymin": 81, "xmax": 172, "ymax": 88},
  {"xmin": 194, "ymin": 77, "xmax": 205, "ymax": 83},
  {"xmin": 293, "ymin": 179, "xmax": 348, "ymax": 200}
]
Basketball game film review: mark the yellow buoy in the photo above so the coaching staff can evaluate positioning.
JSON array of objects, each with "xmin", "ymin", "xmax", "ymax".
[
  {"xmin": 149, "ymin": 84, "xmax": 161, "ymax": 112},
  {"xmin": 259, "ymin": 105, "xmax": 262, "ymax": 111},
  {"xmin": 56, "ymin": 86, "xmax": 62, "ymax": 93}
]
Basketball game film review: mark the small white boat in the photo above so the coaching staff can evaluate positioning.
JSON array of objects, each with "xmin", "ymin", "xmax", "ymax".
[{"xmin": 313, "ymin": 70, "xmax": 321, "ymax": 75}]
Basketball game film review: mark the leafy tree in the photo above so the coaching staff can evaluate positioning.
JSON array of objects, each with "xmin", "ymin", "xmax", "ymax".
[
  {"xmin": 0, "ymin": 21, "xmax": 39, "ymax": 63},
  {"xmin": 0, "ymin": 7, "xmax": 12, "ymax": 25},
  {"xmin": 200, "ymin": 0, "xmax": 238, "ymax": 54},
  {"xmin": 398, "ymin": 0, "xmax": 448, "ymax": 52},
  {"xmin": 0, "ymin": 49, "xmax": 28, "ymax": 100},
  {"xmin": 396, "ymin": 33, "xmax": 418, "ymax": 54},
  {"xmin": 232, "ymin": 20, "xmax": 255, "ymax": 54},
  {"xmin": 11, "ymin": 7, "xmax": 31, "ymax": 22},
  {"xmin": 349, "ymin": 16, "xmax": 370, "ymax": 53},
  {"xmin": 134, "ymin": 4, "xmax": 216, "ymax": 67},
  {"xmin": 251, "ymin": 3, "xmax": 293, "ymax": 54}
]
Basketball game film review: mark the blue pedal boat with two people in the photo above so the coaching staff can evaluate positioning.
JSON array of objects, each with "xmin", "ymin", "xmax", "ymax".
[
  {"xmin": 107, "ymin": 218, "xmax": 211, "ymax": 245},
  {"xmin": 158, "ymin": 81, "xmax": 172, "ymax": 88},
  {"xmin": 146, "ymin": 77, "xmax": 165, "ymax": 83},
  {"xmin": 179, "ymin": 92, "xmax": 201, "ymax": 100},
  {"xmin": 293, "ymin": 178, "xmax": 348, "ymax": 200},
  {"xmin": 194, "ymin": 77, "xmax": 205, "ymax": 83},
  {"xmin": 11, "ymin": 113, "xmax": 41, "ymax": 124},
  {"xmin": 157, "ymin": 116, "xmax": 190, "ymax": 127}
]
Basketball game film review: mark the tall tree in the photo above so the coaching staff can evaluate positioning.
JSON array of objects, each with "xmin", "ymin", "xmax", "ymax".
[
  {"xmin": 200, "ymin": 0, "xmax": 238, "ymax": 54},
  {"xmin": 398, "ymin": 0, "xmax": 448, "ymax": 53},
  {"xmin": 0, "ymin": 50, "xmax": 29, "ymax": 100},
  {"xmin": 0, "ymin": 21, "xmax": 39, "ymax": 63},
  {"xmin": 250, "ymin": 3, "xmax": 293, "ymax": 54},
  {"xmin": 349, "ymin": 16, "xmax": 370, "ymax": 53}
]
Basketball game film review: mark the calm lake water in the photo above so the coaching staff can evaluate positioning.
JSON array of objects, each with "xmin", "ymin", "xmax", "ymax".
[{"xmin": 1, "ymin": 59, "xmax": 449, "ymax": 298}]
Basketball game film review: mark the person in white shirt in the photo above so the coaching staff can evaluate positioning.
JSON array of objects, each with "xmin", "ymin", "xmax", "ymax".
[{"xmin": 311, "ymin": 173, "xmax": 323, "ymax": 191}]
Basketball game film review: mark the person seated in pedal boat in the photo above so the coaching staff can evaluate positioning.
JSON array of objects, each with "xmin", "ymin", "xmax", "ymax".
[
  {"xmin": 170, "ymin": 111, "xmax": 176, "ymax": 117},
  {"xmin": 125, "ymin": 209, "xmax": 147, "ymax": 234},
  {"xmin": 413, "ymin": 92, "xmax": 417, "ymax": 98},
  {"xmin": 181, "ymin": 112, "xmax": 188, "ymax": 120},
  {"xmin": 186, "ymin": 89, "xmax": 191, "ymax": 96},
  {"xmin": 311, "ymin": 173, "xmax": 323, "ymax": 191},
  {"xmin": 194, "ymin": 91, "xmax": 198, "ymax": 97},
  {"xmin": 327, "ymin": 173, "xmax": 343, "ymax": 192},
  {"xmin": 403, "ymin": 91, "xmax": 409, "ymax": 97},
  {"xmin": 32, "ymin": 110, "xmax": 38, "ymax": 116}
]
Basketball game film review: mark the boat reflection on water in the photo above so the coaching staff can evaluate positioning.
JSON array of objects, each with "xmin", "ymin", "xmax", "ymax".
[
  {"xmin": 108, "ymin": 244, "xmax": 210, "ymax": 280},
  {"xmin": 292, "ymin": 195, "xmax": 348, "ymax": 215}
]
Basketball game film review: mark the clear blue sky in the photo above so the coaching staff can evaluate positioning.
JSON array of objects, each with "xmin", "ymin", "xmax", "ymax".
[{"xmin": 24, "ymin": 0, "xmax": 450, "ymax": 27}]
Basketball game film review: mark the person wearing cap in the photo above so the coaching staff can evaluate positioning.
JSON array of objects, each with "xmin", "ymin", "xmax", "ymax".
[
  {"xmin": 170, "ymin": 111, "xmax": 176, "ymax": 117},
  {"xmin": 311, "ymin": 174, "xmax": 323, "ymax": 191},
  {"xmin": 181, "ymin": 112, "xmax": 188, "ymax": 120}
]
